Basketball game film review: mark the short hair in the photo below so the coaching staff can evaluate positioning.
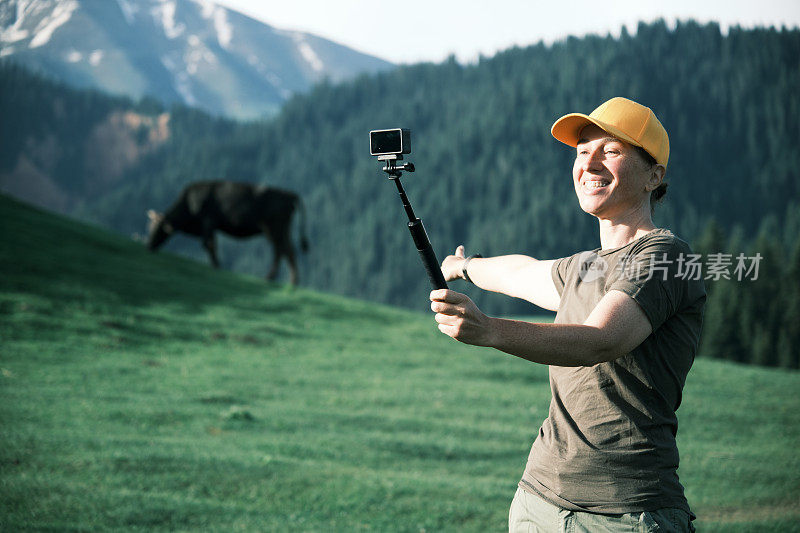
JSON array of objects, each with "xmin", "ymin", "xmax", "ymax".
[{"xmin": 633, "ymin": 145, "xmax": 668, "ymax": 210}]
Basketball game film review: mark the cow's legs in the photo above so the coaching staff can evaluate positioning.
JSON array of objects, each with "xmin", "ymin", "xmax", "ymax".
[
  {"xmin": 203, "ymin": 231, "xmax": 220, "ymax": 268},
  {"xmin": 283, "ymin": 240, "xmax": 299, "ymax": 286},
  {"xmin": 263, "ymin": 226, "xmax": 281, "ymax": 281},
  {"xmin": 273, "ymin": 226, "xmax": 299, "ymax": 285},
  {"xmin": 263, "ymin": 226, "xmax": 299, "ymax": 284},
  {"xmin": 267, "ymin": 247, "xmax": 281, "ymax": 281}
]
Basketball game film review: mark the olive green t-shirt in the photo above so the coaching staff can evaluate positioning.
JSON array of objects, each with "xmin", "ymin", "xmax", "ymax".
[{"xmin": 519, "ymin": 229, "xmax": 706, "ymax": 516}]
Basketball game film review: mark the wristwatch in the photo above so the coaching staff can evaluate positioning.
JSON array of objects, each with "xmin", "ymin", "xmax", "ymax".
[{"xmin": 461, "ymin": 254, "xmax": 483, "ymax": 283}]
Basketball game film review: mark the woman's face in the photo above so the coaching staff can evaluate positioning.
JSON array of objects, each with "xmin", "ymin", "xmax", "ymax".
[{"xmin": 572, "ymin": 124, "xmax": 656, "ymax": 220}]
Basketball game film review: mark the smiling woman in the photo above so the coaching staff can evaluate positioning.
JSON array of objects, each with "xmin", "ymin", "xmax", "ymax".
[
  {"xmin": 553, "ymin": 96, "xmax": 670, "ymax": 248},
  {"xmin": 432, "ymin": 97, "xmax": 705, "ymax": 533},
  {"xmin": 572, "ymin": 124, "xmax": 665, "ymax": 225}
]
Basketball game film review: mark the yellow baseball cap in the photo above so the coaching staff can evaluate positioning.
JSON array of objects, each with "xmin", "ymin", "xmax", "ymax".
[{"xmin": 551, "ymin": 97, "xmax": 670, "ymax": 168}]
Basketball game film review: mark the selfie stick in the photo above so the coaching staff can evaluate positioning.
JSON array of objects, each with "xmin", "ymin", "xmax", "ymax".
[{"xmin": 380, "ymin": 155, "xmax": 448, "ymax": 290}]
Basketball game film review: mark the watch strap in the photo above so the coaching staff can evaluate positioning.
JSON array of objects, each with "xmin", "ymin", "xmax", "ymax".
[{"xmin": 462, "ymin": 254, "xmax": 483, "ymax": 283}]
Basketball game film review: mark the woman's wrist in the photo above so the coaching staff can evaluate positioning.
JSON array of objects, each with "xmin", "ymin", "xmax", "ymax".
[
  {"xmin": 458, "ymin": 258, "xmax": 469, "ymax": 280},
  {"xmin": 461, "ymin": 254, "xmax": 482, "ymax": 283}
]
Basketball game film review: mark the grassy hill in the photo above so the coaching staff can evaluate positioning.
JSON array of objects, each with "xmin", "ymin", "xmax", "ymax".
[{"xmin": 1, "ymin": 193, "xmax": 798, "ymax": 531}]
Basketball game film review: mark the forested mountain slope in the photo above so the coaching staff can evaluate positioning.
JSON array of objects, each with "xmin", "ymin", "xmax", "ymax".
[{"xmin": 3, "ymin": 21, "xmax": 799, "ymax": 321}]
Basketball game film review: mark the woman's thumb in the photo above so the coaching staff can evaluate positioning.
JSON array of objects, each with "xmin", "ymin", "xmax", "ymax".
[{"xmin": 456, "ymin": 245, "xmax": 465, "ymax": 258}]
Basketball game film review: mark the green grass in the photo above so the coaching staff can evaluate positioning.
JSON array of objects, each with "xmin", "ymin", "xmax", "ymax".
[{"xmin": 1, "ymin": 194, "xmax": 799, "ymax": 532}]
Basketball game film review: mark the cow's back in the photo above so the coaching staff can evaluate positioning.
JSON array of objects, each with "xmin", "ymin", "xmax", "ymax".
[
  {"xmin": 163, "ymin": 181, "xmax": 220, "ymax": 236},
  {"xmin": 253, "ymin": 186, "xmax": 297, "ymax": 222},
  {"xmin": 192, "ymin": 181, "xmax": 259, "ymax": 237},
  {"xmin": 172, "ymin": 180, "xmax": 298, "ymax": 238}
]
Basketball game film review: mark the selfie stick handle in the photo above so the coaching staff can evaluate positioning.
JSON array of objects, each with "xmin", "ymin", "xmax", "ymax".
[
  {"xmin": 391, "ymin": 177, "xmax": 448, "ymax": 290},
  {"xmin": 410, "ymin": 220, "xmax": 448, "ymax": 290}
]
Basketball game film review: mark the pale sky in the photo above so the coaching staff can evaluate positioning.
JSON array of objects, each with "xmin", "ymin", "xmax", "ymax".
[{"xmin": 215, "ymin": 0, "xmax": 800, "ymax": 64}]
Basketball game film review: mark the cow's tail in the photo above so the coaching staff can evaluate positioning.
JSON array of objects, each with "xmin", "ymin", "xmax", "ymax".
[{"xmin": 294, "ymin": 195, "xmax": 309, "ymax": 253}]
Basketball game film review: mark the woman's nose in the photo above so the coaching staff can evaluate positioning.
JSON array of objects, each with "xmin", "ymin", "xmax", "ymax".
[{"xmin": 583, "ymin": 148, "xmax": 604, "ymax": 171}]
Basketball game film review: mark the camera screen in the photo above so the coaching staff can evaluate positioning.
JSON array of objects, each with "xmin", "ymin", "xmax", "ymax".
[{"xmin": 370, "ymin": 129, "xmax": 402, "ymax": 155}]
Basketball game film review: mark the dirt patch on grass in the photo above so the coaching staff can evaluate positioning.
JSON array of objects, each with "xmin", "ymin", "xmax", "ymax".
[{"xmin": 697, "ymin": 500, "xmax": 800, "ymax": 523}]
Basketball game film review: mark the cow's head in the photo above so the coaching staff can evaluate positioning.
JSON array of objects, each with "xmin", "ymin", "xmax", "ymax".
[{"xmin": 146, "ymin": 210, "xmax": 174, "ymax": 251}]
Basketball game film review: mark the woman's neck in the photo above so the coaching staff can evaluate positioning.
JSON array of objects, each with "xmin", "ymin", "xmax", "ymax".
[{"xmin": 597, "ymin": 209, "xmax": 656, "ymax": 250}]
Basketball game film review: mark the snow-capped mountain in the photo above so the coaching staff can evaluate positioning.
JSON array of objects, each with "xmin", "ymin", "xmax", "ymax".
[{"xmin": 0, "ymin": 0, "xmax": 394, "ymax": 119}]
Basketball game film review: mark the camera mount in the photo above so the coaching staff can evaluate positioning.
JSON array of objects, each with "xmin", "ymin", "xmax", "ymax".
[
  {"xmin": 376, "ymin": 152, "xmax": 448, "ymax": 290},
  {"xmin": 379, "ymin": 154, "xmax": 417, "ymax": 220},
  {"xmin": 379, "ymin": 154, "xmax": 415, "ymax": 177}
]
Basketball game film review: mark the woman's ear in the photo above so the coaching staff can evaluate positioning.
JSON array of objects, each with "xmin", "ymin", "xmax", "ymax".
[{"xmin": 646, "ymin": 165, "xmax": 666, "ymax": 192}]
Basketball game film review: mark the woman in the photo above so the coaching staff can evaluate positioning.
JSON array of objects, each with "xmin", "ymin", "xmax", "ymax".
[{"xmin": 430, "ymin": 97, "xmax": 705, "ymax": 532}]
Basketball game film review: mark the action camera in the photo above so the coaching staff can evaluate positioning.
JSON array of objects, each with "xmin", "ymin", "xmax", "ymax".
[{"xmin": 369, "ymin": 128, "xmax": 411, "ymax": 157}]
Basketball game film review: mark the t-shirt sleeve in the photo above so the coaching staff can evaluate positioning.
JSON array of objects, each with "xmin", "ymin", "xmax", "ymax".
[
  {"xmin": 607, "ymin": 237, "xmax": 691, "ymax": 331},
  {"xmin": 551, "ymin": 255, "xmax": 573, "ymax": 297}
]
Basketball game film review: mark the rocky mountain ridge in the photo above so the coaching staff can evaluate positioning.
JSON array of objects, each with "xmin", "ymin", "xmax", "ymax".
[{"xmin": 0, "ymin": 0, "xmax": 394, "ymax": 119}]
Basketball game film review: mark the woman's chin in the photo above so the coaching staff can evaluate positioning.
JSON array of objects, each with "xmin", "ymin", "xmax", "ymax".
[{"xmin": 578, "ymin": 198, "xmax": 605, "ymax": 216}]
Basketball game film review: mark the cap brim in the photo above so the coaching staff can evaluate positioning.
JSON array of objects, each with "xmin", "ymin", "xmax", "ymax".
[{"xmin": 551, "ymin": 113, "xmax": 642, "ymax": 149}]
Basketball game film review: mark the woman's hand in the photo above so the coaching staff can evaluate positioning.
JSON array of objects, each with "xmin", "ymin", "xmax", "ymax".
[
  {"xmin": 430, "ymin": 289, "xmax": 497, "ymax": 347},
  {"xmin": 440, "ymin": 245, "xmax": 467, "ymax": 281}
]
